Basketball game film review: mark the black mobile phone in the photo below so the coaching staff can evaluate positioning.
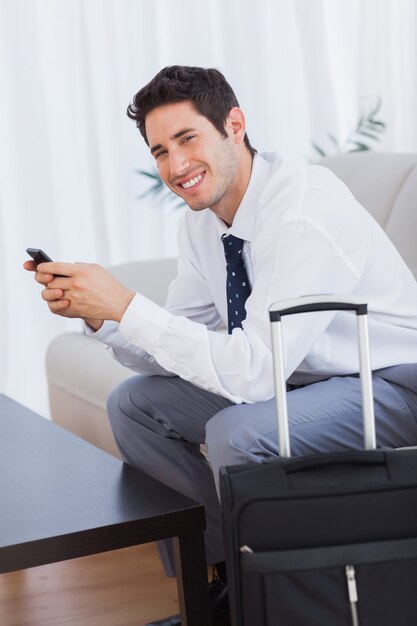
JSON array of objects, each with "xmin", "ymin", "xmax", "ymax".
[
  {"xmin": 26, "ymin": 248, "xmax": 53, "ymax": 264},
  {"xmin": 26, "ymin": 248, "xmax": 66, "ymax": 277}
]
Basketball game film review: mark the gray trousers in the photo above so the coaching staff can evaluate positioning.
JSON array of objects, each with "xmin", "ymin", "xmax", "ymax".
[{"xmin": 107, "ymin": 364, "xmax": 417, "ymax": 577}]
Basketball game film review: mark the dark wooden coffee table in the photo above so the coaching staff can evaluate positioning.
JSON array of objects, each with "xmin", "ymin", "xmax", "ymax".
[{"xmin": 0, "ymin": 394, "xmax": 210, "ymax": 625}]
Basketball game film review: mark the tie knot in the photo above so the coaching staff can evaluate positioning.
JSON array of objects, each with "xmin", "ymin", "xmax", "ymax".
[{"xmin": 221, "ymin": 234, "xmax": 244, "ymax": 264}]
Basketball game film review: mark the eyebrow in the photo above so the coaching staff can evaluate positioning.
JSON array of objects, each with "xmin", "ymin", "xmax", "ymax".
[{"xmin": 150, "ymin": 128, "xmax": 196, "ymax": 155}]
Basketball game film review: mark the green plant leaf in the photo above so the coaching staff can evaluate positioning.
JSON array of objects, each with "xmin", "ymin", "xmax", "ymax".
[
  {"xmin": 135, "ymin": 168, "xmax": 160, "ymax": 180},
  {"xmin": 327, "ymin": 133, "xmax": 340, "ymax": 148},
  {"xmin": 349, "ymin": 141, "xmax": 370, "ymax": 152},
  {"xmin": 135, "ymin": 167, "xmax": 186, "ymax": 208},
  {"xmin": 311, "ymin": 141, "xmax": 327, "ymax": 157},
  {"xmin": 355, "ymin": 130, "xmax": 381, "ymax": 141},
  {"xmin": 310, "ymin": 96, "xmax": 386, "ymax": 160}
]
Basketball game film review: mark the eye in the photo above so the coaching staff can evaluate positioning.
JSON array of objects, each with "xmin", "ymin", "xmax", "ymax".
[
  {"xmin": 155, "ymin": 149, "xmax": 167, "ymax": 160},
  {"xmin": 181, "ymin": 135, "xmax": 195, "ymax": 145}
]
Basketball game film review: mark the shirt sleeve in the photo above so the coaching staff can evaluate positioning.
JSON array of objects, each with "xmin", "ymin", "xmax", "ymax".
[
  {"xmin": 85, "ymin": 319, "xmax": 174, "ymax": 376},
  {"xmin": 87, "ymin": 218, "xmax": 223, "ymax": 375}
]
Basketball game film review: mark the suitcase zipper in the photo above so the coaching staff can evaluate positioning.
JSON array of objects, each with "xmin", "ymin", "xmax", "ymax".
[
  {"xmin": 345, "ymin": 565, "xmax": 360, "ymax": 626},
  {"xmin": 241, "ymin": 547, "xmax": 361, "ymax": 625},
  {"xmin": 240, "ymin": 545, "xmax": 254, "ymax": 553}
]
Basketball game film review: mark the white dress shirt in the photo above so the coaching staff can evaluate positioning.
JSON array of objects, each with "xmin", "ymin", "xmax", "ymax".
[{"xmin": 91, "ymin": 152, "xmax": 417, "ymax": 404}]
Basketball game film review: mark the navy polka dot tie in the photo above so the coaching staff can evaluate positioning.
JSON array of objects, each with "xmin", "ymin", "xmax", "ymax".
[{"xmin": 221, "ymin": 234, "xmax": 251, "ymax": 334}]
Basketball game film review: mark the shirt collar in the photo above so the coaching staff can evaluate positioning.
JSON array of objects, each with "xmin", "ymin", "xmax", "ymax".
[{"xmin": 214, "ymin": 153, "xmax": 273, "ymax": 242}]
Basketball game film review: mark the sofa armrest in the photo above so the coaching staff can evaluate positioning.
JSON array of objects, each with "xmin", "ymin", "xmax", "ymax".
[{"xmin": 46, "ymin": 332, "xmax": 133, "ymax": 456}]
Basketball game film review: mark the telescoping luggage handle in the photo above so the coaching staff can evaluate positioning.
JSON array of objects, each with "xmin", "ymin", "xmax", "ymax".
[{"xmin": 268, "ymin": 295, "xmax": 376, "ymax": 458}]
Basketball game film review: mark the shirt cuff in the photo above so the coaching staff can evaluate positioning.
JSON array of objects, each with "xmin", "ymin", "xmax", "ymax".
[
  {"xmin": 118, "ymin": 293, "xmax": 174, "ymax": 352},
  {"xmin": 84, "ymin": 319, "xmax": 119, "ymax": 340}
]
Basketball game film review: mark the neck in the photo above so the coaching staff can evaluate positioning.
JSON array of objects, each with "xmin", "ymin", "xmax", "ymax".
[{"xmin": 210, "ymin": 150, "xmax": 254, "ymax": 226}]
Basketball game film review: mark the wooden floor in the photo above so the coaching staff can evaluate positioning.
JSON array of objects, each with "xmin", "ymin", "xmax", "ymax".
[{"xmin": 0, "ymin": 542, "xmax": 179, "ymax": 626}]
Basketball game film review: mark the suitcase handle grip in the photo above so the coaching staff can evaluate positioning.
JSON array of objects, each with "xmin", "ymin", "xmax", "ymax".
[
  {"xmin": 269, "ymin": 299, "xmax": 367, "ymax": 322},
  {"xmin": 284, "ymin": 451, "xmax": 385, "ymax": 474}
]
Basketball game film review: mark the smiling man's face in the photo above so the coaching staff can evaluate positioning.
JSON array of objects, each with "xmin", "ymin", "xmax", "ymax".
[{"xmin": 145, "ymin": 101, "xmax": 250, "ymax": 223}]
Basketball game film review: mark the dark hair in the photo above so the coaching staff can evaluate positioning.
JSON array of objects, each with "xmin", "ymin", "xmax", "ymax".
[{"xmin": 127, "ymin": 65, "xmax": 256, "ymax": 157}]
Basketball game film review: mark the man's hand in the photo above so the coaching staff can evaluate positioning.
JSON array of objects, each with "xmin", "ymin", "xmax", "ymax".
[{"xmin": 23, "ymin": 260, "xmax": 135, "ymax": 324}]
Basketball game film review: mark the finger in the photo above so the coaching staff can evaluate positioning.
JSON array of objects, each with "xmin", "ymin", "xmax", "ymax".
[
  {"xmin": 42, "ymin": 288, "xmax": 65, "ymax": 302},
  {"xmin": 48, "ymin": 276, "xmax": 71, "ymax": 289},
  {"xmin": 23, "ymin": 260, "xmax": 37, "ymax": 272},
  {"xmin": 35, "ymin": 271, "xmax": 55, "ymax": 285},
  {"xmin": 37, "ymin": 262, "xmax": 78, "ymax": 276},
  {"xmin": 48, "ymin": 300, "xmax": 71, "ymax": 313}
]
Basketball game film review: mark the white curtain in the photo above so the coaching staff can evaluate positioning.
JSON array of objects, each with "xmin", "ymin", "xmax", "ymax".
[{"xmin": 0, "ymin": 0, "xmax": 416, "ymax": 416}]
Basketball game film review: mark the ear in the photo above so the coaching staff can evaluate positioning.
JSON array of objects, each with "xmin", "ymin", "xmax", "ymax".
[{"xmin": 226, "ymin": 107, "xmax": 247, "ymax": 145}]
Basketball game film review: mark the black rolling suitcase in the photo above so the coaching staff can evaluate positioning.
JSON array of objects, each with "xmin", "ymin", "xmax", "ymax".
[{"xmin": 220, "ymin": 296, "xmax": 417, "ymax": 626}]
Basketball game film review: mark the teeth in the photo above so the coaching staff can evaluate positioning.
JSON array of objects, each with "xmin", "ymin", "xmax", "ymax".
[{"xmin": 181, "ymin": 174, "xmax": 202, "ymax": 189}]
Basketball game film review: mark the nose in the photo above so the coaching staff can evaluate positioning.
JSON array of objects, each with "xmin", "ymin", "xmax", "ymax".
[{"xmin": 169, "ymin": 148, "xmax": 190, "ymax": 179}]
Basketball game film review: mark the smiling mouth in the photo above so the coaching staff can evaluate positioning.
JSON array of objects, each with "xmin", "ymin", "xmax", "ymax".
[{"xmin": 179, "ymin": 172, "xmax": 204, "ymax": 190}]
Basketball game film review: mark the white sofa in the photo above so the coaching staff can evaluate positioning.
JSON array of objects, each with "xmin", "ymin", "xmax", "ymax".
[{"xmin": 47, "ymin": 152, "xmax": 417, "ymax": 456}]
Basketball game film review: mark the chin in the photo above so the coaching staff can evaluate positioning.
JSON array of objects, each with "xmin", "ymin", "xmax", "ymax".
[
  {"xmin": 187, "ymin": 191, "xmax": 224, "ymax": 212},
  {"xmin": 186, "ymin": 202, "xmax": 208, "ymax": 212},
  {"xmin": 182, "ymin": 194, "xmax": 210, "ymax": 211}
]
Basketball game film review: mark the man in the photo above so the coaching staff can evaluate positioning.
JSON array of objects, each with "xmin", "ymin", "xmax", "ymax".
[{"xmin": 25, "ymin": 66, "xmax": 417, "ymax": 626}]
